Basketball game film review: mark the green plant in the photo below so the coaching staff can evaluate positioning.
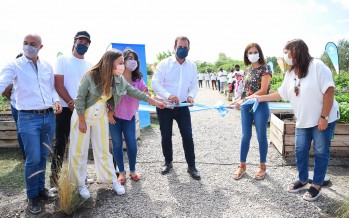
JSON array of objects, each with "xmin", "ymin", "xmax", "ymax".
[
  {"xmin": 0, "ymin": 95, "xmax": 9, "ymax": 111},
  {"xmin": 339, "ymin": 102, "xmax": 349, "ymax": 123}
]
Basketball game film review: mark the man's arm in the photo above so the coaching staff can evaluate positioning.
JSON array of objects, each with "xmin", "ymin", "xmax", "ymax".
[{"xmin": 55, "ymin": 75, "xmax": 74, "ymax": 110}]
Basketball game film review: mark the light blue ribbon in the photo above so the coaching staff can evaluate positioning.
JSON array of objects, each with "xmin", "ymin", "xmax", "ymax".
[
  {"xmin": 138, "ymin": 102, "xmax": 230, "ymax": 117},
  {"xmin": 241, "ymin": 98, "xmax": 259, "ymax": 112}
]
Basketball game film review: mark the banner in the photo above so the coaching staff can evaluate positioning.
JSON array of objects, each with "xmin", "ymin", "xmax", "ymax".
[
  {"xmin": 110, "ymin": 43, "xmax": 150, "ymax": 128},
  {"xmin": 277, "ymin": 57, "xmax": 285, "ymax": 73},
  {"xmin": 325, "ymin": 42, "xmax": 339, "ymax": 74}
]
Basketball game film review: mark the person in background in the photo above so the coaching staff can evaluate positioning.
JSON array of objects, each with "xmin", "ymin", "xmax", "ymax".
[
  {"xmin": 1, "ymin": 53, "xmax": 26, "ymax": 160},
  {"xmin": 251, "ymin": 39, "xmax": 339, "ymax": 201},
  {"xmin": 108, "ymin": 48, "xmax": 150, "ymax": 185},
  {"xmin": 210, "ymin": 71, "xmax": 217, "ymax": 90},
  {"xmin": 218, "ymin": 68, "xmax": 227, "ymax": 93},
  {"xmin": 152, "ymin": 36, "xmax": 201, "ymax": 180},
  {"xmin": 0, "ymin": 34, "xmax": 62, "ymax": 214},
  {"xmin": 234, "ymin": 71, "xmax": 244, "ymax": 100},
  {"xmin": 69, "ymin": 49, "xmax": 165, "ymax": 200},
  {"xmin": 230, "ymin": 42, "xmax": 271, "ymax": 181},
  {"xmin": 204, "ymin": 70, "xmax": 211, "ymax": 89},
  {"xmin": 51, "ymin": 31, "xmax": 93, "ymax": 187},
  {"xmin": 227, "ymin": 67, "xmax": 235, "ymax": 93},
  {"xmin": 197, "ymin": 72, "xmax": 203, "ymax": 88}
]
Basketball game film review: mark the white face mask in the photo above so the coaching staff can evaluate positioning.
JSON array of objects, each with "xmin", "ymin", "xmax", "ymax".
[
  {"xmin": 248, "ymin": 53, "xmax": 260, "ymax": 63},
  {"xmin": 23, "ymin": 45, "xmax": 39, "ymax": 58},
  {"xmin": 283, "ymin": 53, "xmax": 293, "ymax": 65},
  {"xmin": 113, "ymin": 64, "xmax": 125, "ymax": 76}
]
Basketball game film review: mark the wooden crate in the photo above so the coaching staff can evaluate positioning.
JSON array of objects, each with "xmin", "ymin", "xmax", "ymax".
[{"xmin": 270, "ymin": 113, "xmax": 349, "ymax": 157}]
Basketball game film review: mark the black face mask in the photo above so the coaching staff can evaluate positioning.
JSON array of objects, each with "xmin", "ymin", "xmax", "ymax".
[{"xmin": 236, "ymin": 68, "xmax": 240, "ymax": 71}]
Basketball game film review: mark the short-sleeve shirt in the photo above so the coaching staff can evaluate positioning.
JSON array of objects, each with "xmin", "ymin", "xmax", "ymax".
[{"xmin": 241, "ymin": 64, "xmax": 272, "ymax": 98}]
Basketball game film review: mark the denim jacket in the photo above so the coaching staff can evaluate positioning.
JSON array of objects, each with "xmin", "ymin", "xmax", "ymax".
[{"xmin": 75, "ymin": 73, "xmax": 149, "ymax": 115}]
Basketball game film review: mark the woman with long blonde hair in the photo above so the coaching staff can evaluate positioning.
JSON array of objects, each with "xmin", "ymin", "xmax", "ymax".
[{"xmin": 68, "ymin": 49, "xmax": 165, "ymax": 200}]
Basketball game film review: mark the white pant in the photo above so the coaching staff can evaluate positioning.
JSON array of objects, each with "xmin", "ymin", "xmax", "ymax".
[{"xmin": 68, "ymin": 111, "xmax": 117, "ymax": 187}]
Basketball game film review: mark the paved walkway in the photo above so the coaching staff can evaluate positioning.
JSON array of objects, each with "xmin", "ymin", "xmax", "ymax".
[{"xmin": 3, "ymin": 87, "xmax": 349, "ymax": 217}]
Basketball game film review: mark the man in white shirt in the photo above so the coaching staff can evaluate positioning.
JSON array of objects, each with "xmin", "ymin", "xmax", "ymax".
[
  {"xmin": 204, "ymin": 71, "xmax": 210, "ymax": 89},
  {"xmin": 152, "ymin": 36, "xmax": 201, "ymax": 180},
  {"xmin": 50, "ymin": 31, "xmax": 93, "ymax": 187},
  {"xmin": 0, "ymin": 34, "xmax": 62, "ymax": 215},
  {"xmin": 218, "ymin": 67, "xmax": 227, "ymax": 93},
  {"xmin": 197, "ymin": 72, "xmax": 203, "ymax": 88}
]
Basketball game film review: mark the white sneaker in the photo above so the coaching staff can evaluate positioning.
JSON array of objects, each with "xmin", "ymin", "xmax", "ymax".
[
  {"xmin": 112, "ymin": 182, "xmax": 125, "ymax": 195},
  {"xmin": 78, "ymin": 186, "xmax": 90, "ymax": 200}
]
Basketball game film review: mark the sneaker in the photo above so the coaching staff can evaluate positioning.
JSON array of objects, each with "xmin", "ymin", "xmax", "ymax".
[
  {"xmin": 78, "ymin": 186, "xmax": 90, "ymax": 200},
  {"xmin": 112, "ymin": 182, "xmax": 125, "ymax": 195},
  {"xmin": 86, "ymin": 177, "xmax": 94, "ymax": 184},
  {"xmin": 28, "ymin": 197, "xmax": 41, "ymax": 214}
]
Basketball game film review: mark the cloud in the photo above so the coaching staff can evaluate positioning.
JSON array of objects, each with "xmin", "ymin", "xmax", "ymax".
[
  {"xmin": 332, "ymin": 0, "xmax": 349, "ymax": 10},
  {"xmin": 337, "ymin": 18, "xmax": 349, "ymax": 23},
  {"xmin": 307, "ymin": 0, "xmax": 328, "ymax": 12}
]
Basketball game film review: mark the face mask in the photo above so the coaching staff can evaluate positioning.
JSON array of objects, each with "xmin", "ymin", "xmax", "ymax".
[
  {"xmin": 23, "ymin": 45, "xmax": 39, "ymax": 58},
  {"xmin": 284, "ymin": 53, "xmax": 293, "ymax": 65},
  {"xmin": 126, "ymin": 59, "xmax": 138, "ymax": 71},
  {"xmin": 176, "ymin": 47, "xmax": 189, "ymax": 59},
  {"xmin": 248, "ymin": 53, "xmax": 260, "ymax": 63},
  {"xmin": 113, "ymin": 64, "xmax": 125, "ymax": 76},
  {"xmin": 75, "ymin": 43, "xmax": 88, "ymax": 55}
]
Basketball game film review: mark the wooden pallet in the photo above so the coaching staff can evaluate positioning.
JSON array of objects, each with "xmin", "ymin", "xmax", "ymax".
[{"xmin": 270, "ymin": 113, "xmax": 349, "ymax": 157}]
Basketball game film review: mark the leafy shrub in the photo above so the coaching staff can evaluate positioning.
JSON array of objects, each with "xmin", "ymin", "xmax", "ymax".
[
  {"xmin": 0, "ymin": 95, "xmax": 9, "ymax": 111},
  {"xmin": 339, "ymin": 102, "xmax": 349, "ymax": 123}
]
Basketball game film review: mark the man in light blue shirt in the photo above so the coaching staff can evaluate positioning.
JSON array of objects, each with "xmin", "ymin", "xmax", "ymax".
[{"xmin": 0, "ymin": 34, "xmax": 62, "ymax": 215}]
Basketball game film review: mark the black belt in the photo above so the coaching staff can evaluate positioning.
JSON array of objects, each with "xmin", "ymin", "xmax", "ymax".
[{"xmin": 19, "ymin": 108, "xmax": 53, "ymax": 114}]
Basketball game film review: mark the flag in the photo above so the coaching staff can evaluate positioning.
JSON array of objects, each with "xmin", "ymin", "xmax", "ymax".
[
  {"xmin": 277, "ymin": 57, "xmax": 285, "ymax": 73},
  {"xmin": 325, "ymin": 42, "xmax": 339, "ymax": 74},
  {"xmin": 267, "ymin": 61, "xmax": 274, "ymax": 73}
]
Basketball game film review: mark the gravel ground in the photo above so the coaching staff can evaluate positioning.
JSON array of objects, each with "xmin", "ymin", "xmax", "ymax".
[{"xmin": 1, "ymin": 87, "xmax": 348, "ymax": 217}]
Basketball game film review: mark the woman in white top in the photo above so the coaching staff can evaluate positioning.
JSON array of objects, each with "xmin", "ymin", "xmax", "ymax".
[{"xmin": 252, "ymin": 39, "xmax": 339, "ymax": 201}]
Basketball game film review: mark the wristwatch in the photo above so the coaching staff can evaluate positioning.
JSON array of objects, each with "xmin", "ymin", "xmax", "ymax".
[{"xmin": 321, "ymin": 115, "xmax": 329, "ymax": 120}]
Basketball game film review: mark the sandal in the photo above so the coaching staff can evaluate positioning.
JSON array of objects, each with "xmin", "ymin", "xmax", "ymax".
[
  {"xmin": 303, "ymin": 186, "xmax": 321, "ymax": 201},
  {"xmin": 130, "ymin": 173, "xmax": 140, "ymax": 182},
  {"xmin": 287, "ymin": 180, "xmax": 308, "ymax": 193},
  {"xmin": 255, "ymin": 164, "xmax": 266, "ymax": 180},
  {"xmin": 117, "ymin": 172, "xmax": 126, "ymax": 185},
  {"xmin": 233, "ymin": 166, "xmax": 246, "ymax": 180}
]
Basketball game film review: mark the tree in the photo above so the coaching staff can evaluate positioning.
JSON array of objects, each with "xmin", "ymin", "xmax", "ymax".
[
  {"xmin": 320, "ymin": 39, "xmax": 349, "ymax": 73},
  {"xmin": 266, "ymin": 56, "xmax": 282, "ymax": 74}
]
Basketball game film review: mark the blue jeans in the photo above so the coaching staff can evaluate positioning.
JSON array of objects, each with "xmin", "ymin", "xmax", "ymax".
[
  {"xmin": 240, "ymin": 102, "xmax": 270, "ymax": 163},
  {"xmin": 295, "ymin": 121, "xmax": 336, "ymax": 185},
  {"xmin": 156, "ymin": 106, "xmax": 196, "ymax": 167},
  {"xmin": 18, "ymin": 110, "xmax": 55, "ymax": 199},
  {"xmin": 110, "ymin": 116, "xmax": 137, "ymax": 173},
  {"xmin": 11, "ymin": 104, "xmax": 25, "ymax": 159}
]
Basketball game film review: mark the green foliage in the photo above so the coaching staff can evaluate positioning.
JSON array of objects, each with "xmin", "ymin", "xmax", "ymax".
[
  {"xmin": 270, "ymin": 73, "xmax": 284, "ymax": 92},
  {"xmin": 266, "ymin": 56, "xmax": 283, "ymax": 74},
  {"xmin": 195, "ymin": 52, "xmax": 244, "ymax": 73},
  {"xmin": 339, "ymin": 102, "xmax": 349, "ymax": 123},
  {"xmin": 155, "ymin": 50, "xmax": 173, "ymax": 65},
  {"xmin": 320, "ymin": 38, "xmax": 349, "ymax": 73},
  {"xmin": 334, "ymin": 72, "xmax": 349, "ymax": 95},
  {"xmin": 0, "ymin": 95, "xmax": 9, "ymax": 111}
]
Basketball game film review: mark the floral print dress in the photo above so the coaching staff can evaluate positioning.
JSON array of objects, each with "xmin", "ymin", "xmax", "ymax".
[{"xmin": 241, "ymin": 64, "xmax": 272, "ymax": 99}]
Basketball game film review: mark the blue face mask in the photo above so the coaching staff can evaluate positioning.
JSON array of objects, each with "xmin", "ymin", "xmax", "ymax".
[
  {"xmin": 176, "ymin": 47, "xmax": 189, "ymax": 59},
  {"xmin": 75, "ymin": 43, "xmax": 88, "ymax": 55}
]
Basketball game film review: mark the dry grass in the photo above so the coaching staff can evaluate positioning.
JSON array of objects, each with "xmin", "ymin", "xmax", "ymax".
[
  {"xmin": 57, "ymin": 163, "xmax": 83, "ymax": 215},
  {"xmin": 336, "ymin": 197, "xmax": 349, "ymax": 218}
]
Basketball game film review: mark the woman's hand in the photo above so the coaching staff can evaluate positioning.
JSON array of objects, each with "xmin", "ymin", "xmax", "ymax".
[
  {"xmin": 234, "ymin": 99, "xmax": 244, "ymax": 110},
  {"xmin": 108, "ymin": 111, "xmax": 116, "ymax": 124},
  {"xmin": 79, "ymin": 119, "xmax": 87, "ymax": 133}
]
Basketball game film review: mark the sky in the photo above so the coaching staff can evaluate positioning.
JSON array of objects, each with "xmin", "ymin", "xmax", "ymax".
[{"xmin": 0, "ymin": 0, "xmax": 348, "ymax": 68}]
